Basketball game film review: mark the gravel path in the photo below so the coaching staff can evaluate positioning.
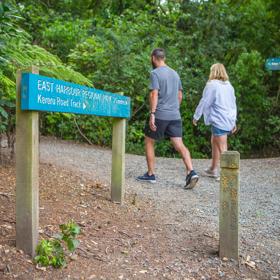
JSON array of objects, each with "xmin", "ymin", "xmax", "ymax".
[{"xmin": 40, "ymin": 137, "xmax": 280, "ymax": 279}]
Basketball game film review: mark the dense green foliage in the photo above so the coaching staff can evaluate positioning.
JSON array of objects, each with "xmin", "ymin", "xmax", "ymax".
[{"xmin": 1, "ymin": 0, "xmax": 279, "ymax": 158}]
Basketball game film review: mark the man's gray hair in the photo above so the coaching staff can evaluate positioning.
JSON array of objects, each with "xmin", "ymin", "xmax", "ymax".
[{"xmin": 151, "ymin": 48, "xmax": 166, "ymax": 60}]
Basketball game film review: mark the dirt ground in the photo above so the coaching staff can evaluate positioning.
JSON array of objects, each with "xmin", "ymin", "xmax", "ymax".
[{"xmin": 0, "ymin": 138, "xmax": 279, "ymax": 279}]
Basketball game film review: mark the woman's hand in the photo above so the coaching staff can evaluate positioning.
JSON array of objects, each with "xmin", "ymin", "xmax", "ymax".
[
  {"xmin": 231, "ymin": 125, "xmax": 237, "ymax": 134},
  {"xmin": 193, "ymin": 119, "xmax": 198, "ymax": 126},
  {"xmin": 149, "ymin": 114, "xmax": 157, "ymax": 131}
]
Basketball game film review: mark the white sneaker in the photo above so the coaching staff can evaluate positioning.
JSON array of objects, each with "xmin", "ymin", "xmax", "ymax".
[{"xmin": 204, "ymin": 168, "xmax": 219, "ymax": 178}]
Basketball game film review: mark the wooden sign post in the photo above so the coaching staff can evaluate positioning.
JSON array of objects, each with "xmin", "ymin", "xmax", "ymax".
[
  {"xmin": 111, "ymin": 116, "xmax": 126, "ymax": 203},
  {"xmin": 16, "ymin": 67, "xmax": 39, "ymax": 256},
  {"xmin": 219, "ymin": 151, "xmax": 240, "ymax": 261},
  {"xmin": 16, "ymin": 69, "xmax": 130, "ymax": 256}
]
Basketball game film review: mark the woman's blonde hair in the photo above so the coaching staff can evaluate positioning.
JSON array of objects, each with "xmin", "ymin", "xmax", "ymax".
[{"xmin": 209, "ymin": 63, "xmax": 229, "ymax": 81}]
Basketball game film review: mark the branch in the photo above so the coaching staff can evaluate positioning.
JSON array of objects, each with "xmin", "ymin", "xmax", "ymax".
[
  {"xmin": 131, "ymin": 102, "xmax": 146, "ymax": 119},
  {"xmin": 0, "ymin": 192, "xmax": 14, "ymax": 198},
  {"xmin": 73, "ymin": 117, "xmax": 93, "ymax": 146}
]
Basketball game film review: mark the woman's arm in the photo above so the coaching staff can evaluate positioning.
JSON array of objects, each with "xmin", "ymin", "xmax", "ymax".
[
  {"xmin": 193, "ymin": 82, "xmax": 216, "ymax": 123},
  {"xmin": 231, "ymin": 89, "xmax": 238, "ymax": 133}
]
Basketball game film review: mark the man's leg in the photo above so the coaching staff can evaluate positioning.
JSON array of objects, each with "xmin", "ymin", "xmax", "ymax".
[
  {"xmin": 136, "ymin": 135, "xmax": 156, "ymax": 183},
  {"xmin": 170, "ymin": 137, "xmax": 193, "ymax": 174},
  {"xmin": 145, "ymin": 136, "xmax": 156, "ymax": 175},
  {"xmin": 137, "ymin": 119, "xmax": 165, "ymax": 183},
  {"xmin": 170, "ymin": 137, "xmax": 199, "ymax": 189}
]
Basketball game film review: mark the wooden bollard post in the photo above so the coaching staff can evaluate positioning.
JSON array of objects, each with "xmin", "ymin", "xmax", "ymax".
[
  {"xmin": 219, "ymin": 151, "xmax": 240, "ymax": 260},
  {"xmin": 16, "ymin": 66, "xmax": 39, "ymax": 256},
  {"xmin": 111, "ymin": 95, "xmax": 126, "ymax": 203}
]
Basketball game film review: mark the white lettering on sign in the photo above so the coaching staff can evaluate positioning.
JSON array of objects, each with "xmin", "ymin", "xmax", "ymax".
[
  {"xmin": 38, "ymin": 80, "xmax": 54, "ymax": 93},
  {"xmin": 92, "ymin": 92, "xmax": 101, "ymax": 100},
  {"xmin": 56, "ymin": 97, "xmax": 69, "ymax": 107},
  {"xmin": 55, "ymin": 84, "xmax": 82, "ymax": 97},
  {"xmin": 102, "ymin": 95, "xmax": 112, "ymax": 103},
  {"xmin": 70, "ymin": 99, "xmax": 81, "ymax": 108},
  {"xmin": 73, "ymin": 88, "xmax": 81, "ymax": 97},
  {"xmin": 36, "ymin": 78, "xmax": 128, "ymax": 112},
  {"xmin": 37, "ymin": 94, "xmax": 56, "ymax": 105},
  {"xmin": 114, "ymin": 98, "xmax": 128, "ymax": 105},
  {"xmin": 56, "ymin": 84, "xmax": 72, "ymax": 95}
]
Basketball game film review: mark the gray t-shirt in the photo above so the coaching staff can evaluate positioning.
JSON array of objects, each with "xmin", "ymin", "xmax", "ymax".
[{"xmin": 149, "ymin": 66, "xmax": 182, "ymax": 120}]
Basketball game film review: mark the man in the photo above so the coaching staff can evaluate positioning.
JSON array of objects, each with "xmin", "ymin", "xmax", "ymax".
[{"xmin": 136, "ymin": 48, "xmax": 199, "ymax": 189}]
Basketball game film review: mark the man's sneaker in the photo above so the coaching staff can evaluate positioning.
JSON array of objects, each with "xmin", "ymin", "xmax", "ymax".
[
  {"xmin": 185, "ymin": 170, "xmax": 199, "ymax": 189},
  {"xmin": 204, "ymin": 168, "xmax": 219, "ymax": 178},
  {"xmin": 136, "ymin": 172, "xmax": 156, "ymax": 183}
]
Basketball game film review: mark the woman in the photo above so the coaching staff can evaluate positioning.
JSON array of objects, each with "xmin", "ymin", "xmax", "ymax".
[{"xmin": 193, "ymin": 63, "xmax": 237, "ymax": 178}]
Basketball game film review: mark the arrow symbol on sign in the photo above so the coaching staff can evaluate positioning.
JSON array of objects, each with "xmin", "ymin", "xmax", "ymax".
[{"xmin": 83, "ymin": 103, "xmax": 86, "ymax": 109}]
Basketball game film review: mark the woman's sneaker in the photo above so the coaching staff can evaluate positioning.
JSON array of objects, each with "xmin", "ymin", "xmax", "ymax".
[
  {"xmin": 185, "ymin": 170, "xmax": 199, "ymax": 189},
  {"xmin": 136, "ymin": 172, "xmax": 156, "ymax": 183},
  {"xmin": 204, "ymin": 168, "xmax": 219, "ymax": 178}
]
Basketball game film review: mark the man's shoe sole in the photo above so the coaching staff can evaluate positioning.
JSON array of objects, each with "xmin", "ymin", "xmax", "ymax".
[
  {"xmin": 185, "ymin": 176, "xmax": 199, "ymax": 189},
  {"xmin": 136, "ymin": 178, "xmax": 156, "ymax": 184}
]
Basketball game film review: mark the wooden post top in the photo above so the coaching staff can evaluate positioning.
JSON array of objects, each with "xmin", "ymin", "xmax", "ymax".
[
  {"xmin": 220, "ymin": 151, "xmax": 240, "ymax": 169},
  {"xmin": 17, "ymin": 65, "xmax": 39, "ymax": 75}
]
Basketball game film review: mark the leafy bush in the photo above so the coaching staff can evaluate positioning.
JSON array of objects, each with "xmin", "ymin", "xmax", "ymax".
[
  {"xmin": 230, "ymin": 51, "xmax": 269, "ymax": 153},
  {"xmin": 1, "ymin": 0, "xmax": 279, "ymax": 158},
  {"xmin": 35, "ymin": 220, "xmax": 81, "ymax": 268},
  {"xmin": 41, "ymin": 18, "xmax": 92, "ymax": 62},
  {"xmin": 0, "ymin": 1, "xmax": 92, "ymax": 160}
]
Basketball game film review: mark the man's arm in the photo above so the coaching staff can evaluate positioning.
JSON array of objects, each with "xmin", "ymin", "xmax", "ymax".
[
  {"xmin": 149, "ymin": 89, "xmax": 158, "ymax": 131},
  {"xmin": 178, "ymin": 90, "xmax": 183, "ymax": 105},
  {"xmin": 149, "ymin": 89, "xmax": 158, "ymax": 112}
]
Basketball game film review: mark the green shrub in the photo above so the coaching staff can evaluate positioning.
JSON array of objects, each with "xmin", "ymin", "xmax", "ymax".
[{"xmin": 35, "ymin": 220, "xmax": 81, "ymax": 269}]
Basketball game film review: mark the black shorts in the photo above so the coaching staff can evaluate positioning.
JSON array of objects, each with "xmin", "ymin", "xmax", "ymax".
[{"xmin": 144, "ymin": 118, "xmax": 182, "ymax": 140}]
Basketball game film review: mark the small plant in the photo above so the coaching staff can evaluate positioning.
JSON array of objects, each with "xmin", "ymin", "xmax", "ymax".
[
  {"xmin": 59, "ymin": 220, "xmax": 81, "ymax": 253},
  {"xmin": 35, "ymin": 239, "xmax": 65, "ymax": 268},
  {"xmin": 34, "ymin": 220, "xmax": 81, "ymax": 268}
]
